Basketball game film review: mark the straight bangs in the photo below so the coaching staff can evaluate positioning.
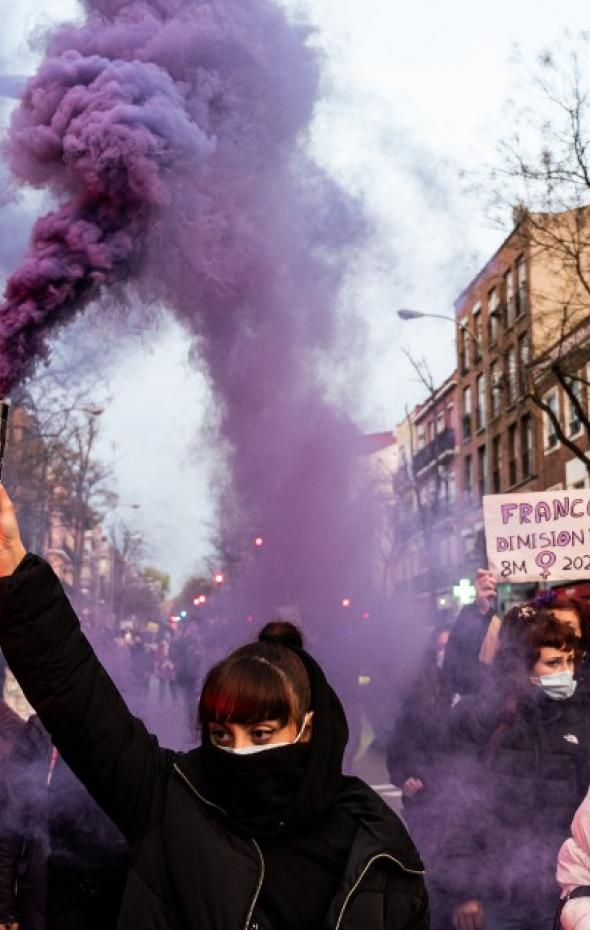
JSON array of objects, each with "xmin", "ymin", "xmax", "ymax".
[
  {"xmin": 533, "ymin": 619, "xmax": 577, "ymax": 655},
  {"xmin": 199, "ymin": 655, "xmax": 294, "ymax": 729}
]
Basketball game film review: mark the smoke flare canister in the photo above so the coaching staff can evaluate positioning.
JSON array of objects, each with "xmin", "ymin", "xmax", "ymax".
[{"xmin": 0, "ymin": 400, "xmax": 10, "ymax": 481}]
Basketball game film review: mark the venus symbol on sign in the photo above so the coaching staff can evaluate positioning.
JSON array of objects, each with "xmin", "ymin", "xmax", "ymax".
[{"xmin": 535, "ymin": 551, "xmax": 557, "ymax": 580}]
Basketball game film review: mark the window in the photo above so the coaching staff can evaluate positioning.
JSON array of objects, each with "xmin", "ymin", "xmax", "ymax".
[
  {"xmin": 463, "ymin": 454, "xmax": 473, "ymax": 503},
  {"xmin": 521, "ymin": 414, "xmax": 534, "ymax": 478},
  {"xmin": 488, "ymin": 288, "xmax": 500, "ymax": 344},
  {"xmin": 463, "ymin": 386, "xmax": 472, "ymax": 440},
  {"xmin": 567, "ymin": 375, "xmax": 583, "ymax": 436},
  {"xmin": 518, "ymin": 333, "xmax": 530, "ymax": 395},
  {"xmin": 476, "ymin": 373, "xmax": 486, "ymax": 430},
  {"xmin": 437, "ymin": 411, "xmax": 445, "ymax": 434},
  {"xmin": 459, "ymin": 325, "xmax": 470, "ymax": 373},
  {"xmin": 516, "ymin": 257, "xmax": 527, "ymax": 316},
  {"xmin": 506, "ymin": 345, "xmax": 517, "ymax": 403},
  {"xmin": 447, "ymin": 402, "xmax": 454, "ymax": 430},
  {"xmin": 490, "ymin": 360, "xmax": 501, "ymax": 418},
  {"xmin": 505, "ymin": 269, "xmax": 515, "ymax": 327},
  {"xmin": 417, "ymin": 424, "xmax": 426, "ymax": 449},
  {"xmin": 472, "ymin": 305, "xmax": 482, "ymax": 362},
  {"xmin": 477, "ymin": 445, "xmax": 487, "ymax": 498},
  {"xmin": 446, "ymin": 467, "xmax": 456, "ymax": 504},
  {"xmin": 491, "ymin": 436, "xmax": 502, "ymax": 492},
  {"xmin": 437, "ymin": 535, "xmax": 447, "ymax": 567},
  {"xmin": 544, "ymin": 390, "xmax": 559, "ymax": 449},
  {"xmin": 508, "ymin": 424, "xmax": 518, "ymax": 486}
]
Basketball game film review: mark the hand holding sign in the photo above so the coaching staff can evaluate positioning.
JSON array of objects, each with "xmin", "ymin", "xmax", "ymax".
[
  {"xmin": 484, "ymin": 491, "xmax": 590, "ymax": 584},
  {"xmin": 474, "ymin": 569, "xmax": 497, "ymax": 613}
]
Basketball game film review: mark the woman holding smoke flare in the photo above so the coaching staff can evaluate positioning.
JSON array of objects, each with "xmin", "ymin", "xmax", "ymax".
[
  {"xmin": 0, "ymin": 486, "xmax": 428, "ymax": 930},
  {"xmin": 447, "ymin": 604, "xmax": 590, "ymax": 930}
]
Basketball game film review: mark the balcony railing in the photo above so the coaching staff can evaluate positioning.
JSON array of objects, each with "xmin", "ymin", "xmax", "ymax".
[{"xmin": 412, "ymin": 427, "xmax": 456, "ymax": 473}]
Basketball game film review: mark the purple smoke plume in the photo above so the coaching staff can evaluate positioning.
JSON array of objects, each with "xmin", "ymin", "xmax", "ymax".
[{"xmin": 1, "ymin": 0, "xmax": 370, "ymax": 637}]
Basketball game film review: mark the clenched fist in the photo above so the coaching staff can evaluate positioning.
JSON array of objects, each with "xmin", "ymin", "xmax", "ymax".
[{"xmin": 0, "ymin": 485, "xmax": 26, "ymax": 578}]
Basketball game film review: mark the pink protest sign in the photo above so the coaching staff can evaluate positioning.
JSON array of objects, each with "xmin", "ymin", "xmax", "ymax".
[{"xmin": 483, "ymin": 491, "xmax": 590, "ymax": 583}]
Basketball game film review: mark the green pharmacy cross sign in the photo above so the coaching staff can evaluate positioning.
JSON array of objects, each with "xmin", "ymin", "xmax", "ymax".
[{"xmin": 453, "ymin": 578, "xmax": 476, "ymax": 606}]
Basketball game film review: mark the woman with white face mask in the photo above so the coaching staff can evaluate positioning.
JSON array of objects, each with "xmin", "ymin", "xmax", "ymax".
[
  {"xmin": 447, "ymin": 606, "xmax": 590, "ymax": 930},
  {"xmin": 0, "ymin": 486, "xmax": 428, "ymax": 930}
]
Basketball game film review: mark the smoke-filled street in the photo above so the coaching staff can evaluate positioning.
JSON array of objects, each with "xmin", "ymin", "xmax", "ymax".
[{"xmin": 3, "ymin": 1, "xmax": 590, "ymax": 929}]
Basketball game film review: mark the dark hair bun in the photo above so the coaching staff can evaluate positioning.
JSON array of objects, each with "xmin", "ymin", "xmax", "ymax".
[{"xmin": 258, "ymin": 621, "xmax": 304, "ymax": 649}]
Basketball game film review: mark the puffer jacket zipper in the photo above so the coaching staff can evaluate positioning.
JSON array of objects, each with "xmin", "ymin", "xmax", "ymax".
[
  {"xmin": 172, "ymin": 763, "xmax": 266, "ymax": 930},
  {"xmin": 334, "ymin": 852, "xmax": 424, "ymax": 930},
  {"xmin": 243, "ymin": 839, "xmax": 264, "ymax": 930}
]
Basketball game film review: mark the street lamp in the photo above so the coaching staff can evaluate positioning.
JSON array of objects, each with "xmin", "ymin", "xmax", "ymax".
[
  {"xmin": 82, "ymin": 404, "xmax": 105, "ymax": 417},
  {"xmin": 397, "ymin": 308, "xmax": 480, "ymax": 349},
  {"xmin": 398, "ymin": 308, "xmax": 456, "ymax": 324}
]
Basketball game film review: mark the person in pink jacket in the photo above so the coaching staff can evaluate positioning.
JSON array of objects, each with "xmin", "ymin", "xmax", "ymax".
[{"xmin": 557, "ymin": 787, "xmax": 590, "ymax": 928}]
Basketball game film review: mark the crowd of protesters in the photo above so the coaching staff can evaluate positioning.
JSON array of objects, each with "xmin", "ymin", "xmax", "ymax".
[
  {"xmin": 2, "ymin": 472, "xmax": 590, "ymax": 929},
  {"xmin": 387, "ymin": 570, "xmax": 590, "ymax": 930}
]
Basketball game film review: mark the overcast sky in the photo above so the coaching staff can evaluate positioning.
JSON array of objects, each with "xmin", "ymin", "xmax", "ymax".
[{"xmin": 1, "ymin": 0, "xmax": 590, "ymax": 589}]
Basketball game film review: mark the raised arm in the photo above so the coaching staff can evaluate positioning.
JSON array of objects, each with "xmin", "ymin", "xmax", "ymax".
[{"xmin": 0, "ymin": 486, "xmax": 169, "ymax": 843}]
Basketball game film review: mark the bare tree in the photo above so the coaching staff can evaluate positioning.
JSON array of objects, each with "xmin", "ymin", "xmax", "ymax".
[
  {"xmin": 53, "ymin": 406, "xmax": 116, "ymax": 591},
  {"xmin": 4, "ymin": 369, "xmax": 117, "ymax": 591},
  {"xmin": 109, "ymin": 522, "xmax": 163, "ymax": 625},
  {"xmin": 484, "ymin": 36, "xmax": 590, "ymax": 478}
]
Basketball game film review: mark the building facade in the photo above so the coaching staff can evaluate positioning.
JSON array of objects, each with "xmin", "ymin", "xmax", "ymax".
[
  {"xmin": 386, "ymin": 375, "xmax": 462, "ymax": 619},
  {"xmin": 376, "ymin": 208, "xmax": 590, "ymax": 616}
]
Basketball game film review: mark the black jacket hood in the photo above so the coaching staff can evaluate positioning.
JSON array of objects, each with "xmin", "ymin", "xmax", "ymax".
[{"xmin": 178, "ymin": 639, "xmax": 350, "ymax": 835}]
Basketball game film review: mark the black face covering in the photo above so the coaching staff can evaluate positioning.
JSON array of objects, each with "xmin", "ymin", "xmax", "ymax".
[
  {"xmin": 202, "ymin": 742, "xmax": 310, "ymax": 837},
  {"xmin": 199, "ymin": 641, "xmax": 349, "ymax": 838}
]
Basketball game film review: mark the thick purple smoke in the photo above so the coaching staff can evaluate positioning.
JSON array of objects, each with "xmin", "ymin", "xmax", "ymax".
[
  {"xmin": 0, "ymin": 50, "xmax": 213, "ymax": 390},
  {"xmin": 1, "ymin": 0, "xmax": 370, "ymax": 631}
]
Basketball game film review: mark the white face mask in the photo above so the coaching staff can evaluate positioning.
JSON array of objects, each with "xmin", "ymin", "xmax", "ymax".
[
  {"xmin": 530, "ymin": 669, "xmax": 577, "ymax": 701},
  {"xmin": 218, "ymin": 712, "xmax": 312, "ymax": 755}
]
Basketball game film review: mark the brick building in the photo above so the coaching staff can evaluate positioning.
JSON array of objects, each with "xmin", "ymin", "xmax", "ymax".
[
  {"xmin": 454, "ymin": 221, "xmax": 535, "ymax": 565},
  {"xmin": 386, "ymin": 374, "xmax": 462, "ymax": 617},
  {"xmin": 528, "ymin": 314, "xmax": 590, "ymax": 492},
  {"xmin": 455, "ymin": 210, "xmax": 590, "ymax": 510}
]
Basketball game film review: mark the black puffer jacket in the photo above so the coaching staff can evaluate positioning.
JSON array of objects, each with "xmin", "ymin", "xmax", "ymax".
[
  {"xmin": 386, "ymin": 657, "xmax": 454, "ymax": 870},
  {"xmin": 0, "ymin": 557, "xmax": 428, "ymax": 930},
  {"xmin": 445, "ymin": 682, "xmax": 590, "ymax": 915}
]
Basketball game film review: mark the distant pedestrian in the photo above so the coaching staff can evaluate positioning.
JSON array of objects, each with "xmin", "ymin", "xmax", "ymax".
[
  {"xmin": 153, "ymin": 633, "xmax": 176, "ymax": 702},
  {"xmin": 0, "ymin": 714, "xmax": 130, "ymax": 930},
  {"xmin": 127, "ymin": 634, "xmax": 152, "ymax": 713},
  {"xmin": 387, "ymin": 623, "xmax": 454, "ymax": 930},
  {"xmin": 169, "ymin": 620, "xmax": 201, "ymax": 740}
]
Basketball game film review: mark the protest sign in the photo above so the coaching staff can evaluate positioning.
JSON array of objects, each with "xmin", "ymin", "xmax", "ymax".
[{"xmin": 483, "ymin": 490, "xmax": 590, "ymax": 583}]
